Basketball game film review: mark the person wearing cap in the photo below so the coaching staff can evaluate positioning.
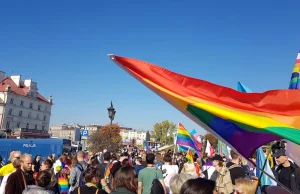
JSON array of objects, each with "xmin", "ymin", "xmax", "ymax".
[
  {"xmin": 212, "ymin": 154, "xmax": 233, "ymax": 194},
  {"xmin": 273, "ymin": 149, "xmax": 300, "ymax": 193}
]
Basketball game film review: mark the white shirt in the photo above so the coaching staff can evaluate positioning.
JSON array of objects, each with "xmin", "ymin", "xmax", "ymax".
[
  {"xmin": 162, "ymin": 164, "xmax": 179, "ymax": 194},
  {"xmin": 0, "ymin": 170, "xmax": 15, "ymax": 194}
]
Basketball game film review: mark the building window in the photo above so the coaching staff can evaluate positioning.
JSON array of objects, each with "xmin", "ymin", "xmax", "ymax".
[
  {"xmin": 8, "ymin": 109, "xmax": 12, "ymax": 116},
  {"xmin": 36, "ymin": 114, "xmax": 39, "ymax": 120},
  {"xmin": 28, "ymin": 112, "xmax": 31, "ymax": 118},
  {"xmin": 6, "ymin": 121, "xmax": 10, "ymax": 129},
  {"xmin": 35, "ymin": 125, "xmax": 37, "ymax": 130},
  {"xmin": 26, "ymin": 123, "xmax": 29, "ymax": 129},
  {"xmin": 42, "ymin": 126, "xmax": 45, "ymax": 130},
  {"xmin": 17, "ymin": 122, "xmax": 21, "ymax": 128},
  {"xmin": 19, "ymin": 111, "xmax": 22, "ymax": 117},
  {"xmin": 43, "ymin": 115, "xmax": 46, "ymax": 121},
  {"xmin": 30, "ymin": 103, "xmax": 33, "ymax": 109},
  {"xmin": 10, "ymin": 98, "xmax": 14, "ymax": 104},
  {"xmin": 38, "ymin": 105, "xmax": 41, "ymax": 111},
  {"xmin": 20, "ymin": 101, "xmax": 24, "ymax": 106}
]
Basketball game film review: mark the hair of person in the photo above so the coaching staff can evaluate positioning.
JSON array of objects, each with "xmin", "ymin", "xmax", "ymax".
[
  {"xmin": 104, "ymin": 151, "xmax": 111, "ymax": 161},
  {"xmin": 136, "ymin": 157, "xmax": 142, "ymax": 163},
  {"xmin": 230, "ymin": 150, "xmax": 239, "ymax": 160},
  {"xmin": 180, "ymin": 178, "xmax": 216, "ymax": 194},
  {"xmin": 164, "ymin": 154, "xmax": 172, "ymax": 163},
  {"xmin": 12, "ymin": 158, "xmax": 21, "ymax": 168},
  {"xmin": 83, "ymin": 167, "xmax": 100, "ymax": 183},
  {"xmin": 59, "ymin": 155, "xmax": 67, "ymax": 162},
  {"xmin": 48, "ymin": 154, "xmax": 53, "ymax": 159},
  {"xmin": 43, "ymin": 159, "xmax": 53, "ymax": 168},
  {"xmin": 33, "ymin": 155, "xmax": 41, "ymax": 165},
  {"xmin": 111, "ymin": 153, "xmax": 118, "ymax": 161},
  {"xmin": 70, "ymin": 156, "xmax": 78, "ymax": 168},
  {"xmin": 77, "ymin": 151, "xmax": 84, "ymax": 158},
  {"xmin": 36, "ymin": 170, "xmax": 52, "ymax": 187},
  {"xmin": 21, "ymin": 154, "xmax": 32, "ymax": 163},
  {"xmin": 218, "ymin": 160, "xmax": 224, "ymax": 167},
  {"xmin": 235, "ymin": 178, "xmax": 256, "ymax": 194},
  {"xmin": 9, "ymin": 151, "xmax": 21, "ymax": 161},
  {"xmin": 193, "ymin": 154, "xmax": 198, "ymax": 162},
  {"xmin": 146, "ymin": 153, "xmax": 155, "ymax": 164},
  {"xmin": 169, "ymin": 174, "xmax": 194, "ymax": 194},
  {"xmin": 122, "ymin": 158, "xmax": 129, "ymax": 166},
  {"xmin": 182, "ymin": 163, "xmax": 197, "ymax": 177},
  {"xmin": 91, "ymin": 156, "xmax": 100, "ymax": 167},
  {"xmin": 114, "ymin": 166, "xmax": 137, "ymax": 193}
]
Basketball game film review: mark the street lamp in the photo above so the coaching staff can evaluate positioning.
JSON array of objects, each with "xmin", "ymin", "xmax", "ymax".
[{"xmin": 107, "ymin": 101, "xmax": 116, "ymax": 148}]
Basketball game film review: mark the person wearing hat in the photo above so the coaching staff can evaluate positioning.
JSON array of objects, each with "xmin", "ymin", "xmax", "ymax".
[
  {"xmin": 211, "ymin": 154, "xmax": 234, "ymax": 194},
  {"xmin": 274, "ymin": 148, "xmax": 300, "ymax": 193}
]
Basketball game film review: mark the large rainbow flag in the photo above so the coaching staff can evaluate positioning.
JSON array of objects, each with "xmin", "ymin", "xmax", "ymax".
[{"xmin": 109, "ymin": 55, "xmax": 300, "ymax": 159}]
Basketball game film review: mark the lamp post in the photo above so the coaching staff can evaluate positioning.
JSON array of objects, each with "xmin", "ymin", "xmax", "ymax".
[{"xmin": 107, "ymin": 101, "xmax": 116, "ymax": 149}]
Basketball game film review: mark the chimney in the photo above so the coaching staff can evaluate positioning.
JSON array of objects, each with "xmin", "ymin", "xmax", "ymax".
[
  {"xmin": 48, "ymin": 95, "xmax": 53, "ymax": 103},
  {"xmin": 11, "ymin": 75, "xmax": 21, "ymax": 87},
  {"xmin": 24, "ymin": 79, "xmax": 32, "ymax": 87},
  {"xmin": 0, "ymin": 71, "xmax": 5, "ymax": 82}
]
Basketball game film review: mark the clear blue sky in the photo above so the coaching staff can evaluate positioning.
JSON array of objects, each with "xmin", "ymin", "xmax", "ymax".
[{"xmin": 1, "ymin": 1, "xmax": 300, "ymax": 134}]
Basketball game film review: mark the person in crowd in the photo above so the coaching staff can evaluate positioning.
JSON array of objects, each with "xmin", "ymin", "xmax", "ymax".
[
  {"xmin": 39, "ymin": 159, "xmax": 59, "ymax": 194},
  {"xmin": 181, "ymin": 162, "xmax": 197, "ymax": 178},
  {"xmin": 87, "ymin": 152, "xmax": 94, "ymax": 165},
  {"xmin": 212, "ymin": 154, "xmax": 233, "ymax": 194},
  {"xmin": 201, "ymin": 159, "xmax": 217, "ymax": 181},
  {"xmin": 234, "ymin": 178, "xmax": 256, "ymax": 194},
  {"xmin": 169, "ymin": 174, "xmax": 193, "ymax": 194},
  {"xmin": 53, "ymin": 155, "xmax": 66, "ymax": 174},
  {"xmin": 161, "ymin": 154, "xmax": 179, "ymax": 194},
  {"xmin": 273, "ymin": 148, "xmax": 300, "ymax": 193},
  {"xmin": 69, "ymin": 151, "xmax": 88, "ymax": 192},
  {"xmin": 56, "ymin": 156, "xmax": 71, "ymax": 194},
  {"xmin": 99, "ymin": 152, "xmax": 111, "ymax": 180},
  {"xmin": 47, "ymin": 155, "xmax": 54, "ymax": 163},
  {"xmin": 176, "ymin": 153, "xmax": 184, "ymax": 173},
  {"xmin": 134, "ymin": 157, "xmax": 145, "ymax": 176},
  {"xmin": 32, "ymin": 155, "xmax": 42, "ymax": 173},
  {"xmin": 90, "ymin": 155, "xmax": 100, "ymax": 168},
  {"xmin": 138, "ymin": 153, "xmax": 166, "ymax": 194},
  {"xmin": 155, "ymin": 154, "xmax": 164, "ymax": 168},
  {"xmin": 0, "ymin": 151, "xmax": 21, "ymax": 177},
  {"xmin": 180, "ymin": 178, "xmax": 217, "ymax": 194},
  {"xmin": 261, "ymin": 185, "xmax": 290, "ymax": 194},
  {"xmin": 70, "ymin": 167, "xmax": 109, "ymax": 194},
  {"xmin": 226, "ymin": 150, "xmax": 246, "ymax": 185},
  {"xmin": 121, "ymin": 159, "xmax": 130, "ymax": 167},
  {"xmin": 111, "ymin": 166, "xmax": 137, "ymax": 194},
  {"xmin": 22, "ymin": 170, "xmax": 54, "ymax": 194},
  {"xmin": 0, "ymin": 158, "xmax": 21, "ymax": 194},
  {"xmin": 99, "ymin": 149, "xmax": 108, "ymax": 164},
  {"xmin": 5, "ymin": 154, "xmax": 34, "ymax": 194}
]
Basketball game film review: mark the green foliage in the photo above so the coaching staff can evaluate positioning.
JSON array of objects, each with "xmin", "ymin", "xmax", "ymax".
[{"xmin": 151, "ymin": 120, "xmax": 176, "ymax": 145}]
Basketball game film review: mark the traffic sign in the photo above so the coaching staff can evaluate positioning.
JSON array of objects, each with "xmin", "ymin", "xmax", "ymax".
[{"xmin": 81, "ymin": 130, "xmax": 88, "ymax": 140}]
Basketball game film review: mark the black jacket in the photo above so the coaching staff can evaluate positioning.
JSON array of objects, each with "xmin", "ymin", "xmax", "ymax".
[{"xmin": 274, "ymin": 162, "xmax": 300, "ymax": 194}]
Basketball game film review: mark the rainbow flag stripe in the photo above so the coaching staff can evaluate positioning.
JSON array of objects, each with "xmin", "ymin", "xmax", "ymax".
[
  {"xmin": 176, "ymin": 123, "xmax": 199, "ymax": 151},
  {"xmin": 289, "ymin": 52, "xmax": 300, "ymax": 89},
  {"xmin": 110, "ymin": 55, "xmax": 300, "ymax": 159},
  {"xmin": 187, "ymin": 149, "xmax": 194, "ymax": 163}
]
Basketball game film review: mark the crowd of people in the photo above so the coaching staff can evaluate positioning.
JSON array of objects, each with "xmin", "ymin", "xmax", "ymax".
[{"xmin": 0, "ymin": 141, "xmax": 299, "ymax": 194}]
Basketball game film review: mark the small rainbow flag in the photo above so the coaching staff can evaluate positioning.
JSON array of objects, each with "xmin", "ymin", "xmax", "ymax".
[
  {"xmin": 109, "ymin": 55, "xmax": 300, "ymax": 159},
  {"xmin": 289, "ymin": 52, "xmax": 300, "ymax": 89},
  {"xmin": 176, "ymin": 123, "xmax": 200, "ymax": 151},
  {"xmin": 186, "ymin": 149, "xmax": 194, "ymax": 163}
]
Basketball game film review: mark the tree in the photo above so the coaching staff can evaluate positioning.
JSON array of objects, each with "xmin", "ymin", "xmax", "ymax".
[
  {"xmin": 87, "ymin": 124, "xmax": 122, "ymax": 153},
  {"xmin": 151, "ymin": 120, "xmax": 176, "ymax": 146},
  {"xmin": 204, "ymin": 133, "xmax": 218, "ymax": 148}
]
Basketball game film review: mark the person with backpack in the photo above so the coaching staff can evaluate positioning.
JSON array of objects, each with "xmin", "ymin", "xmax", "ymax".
[
  {"xmin": 69, "ymin": 151, "xmax": 88, "ymax": 192},
  {"xmin": 226, "ymin": 150, "xmax": 246, "ymax": 185},
  {"xmin": 138, "ymin": 153, "xmax": 166, "ymax": 194}
]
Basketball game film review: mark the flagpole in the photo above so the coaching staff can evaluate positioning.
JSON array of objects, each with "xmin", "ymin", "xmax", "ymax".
[
  {"xmin": 172, "ymin": 123, "xmax": 179, "ymax": 162},
  {"xmin": 255, "ymin": 157, "xmax": 268, "ymax": 193}
]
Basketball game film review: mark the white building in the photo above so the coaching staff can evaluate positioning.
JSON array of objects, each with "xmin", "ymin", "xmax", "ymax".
[
  {"xmin": 0, "ymin": 71, "xmax": 53, "ymax": 138},
  {"xmin": 120, "ymin": 128, "xmax": 147, "ymax": 145}
]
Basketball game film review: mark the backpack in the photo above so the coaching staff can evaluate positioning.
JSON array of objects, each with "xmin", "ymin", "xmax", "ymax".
[
  {"xmin": 76, "ymin": 163, "xmax": 85, "ymax": 187},
  {"xmin": 150, "ymin": 168, "xmax": 164, "ymax": 194}
]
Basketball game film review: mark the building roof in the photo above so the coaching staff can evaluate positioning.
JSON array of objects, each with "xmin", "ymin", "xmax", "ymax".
[{"xmin": 0, "ymin": 77, "xmax": 50, "ymax": 104}]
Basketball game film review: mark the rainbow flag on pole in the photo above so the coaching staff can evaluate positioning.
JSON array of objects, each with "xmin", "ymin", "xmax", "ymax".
[
  {"xmin": 109, "ymin": 55, "xmax": 300, "ymax": 159},
  {"xmin": 176, "ymin": 123, "xmax": 200, "ymax": 151}
]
